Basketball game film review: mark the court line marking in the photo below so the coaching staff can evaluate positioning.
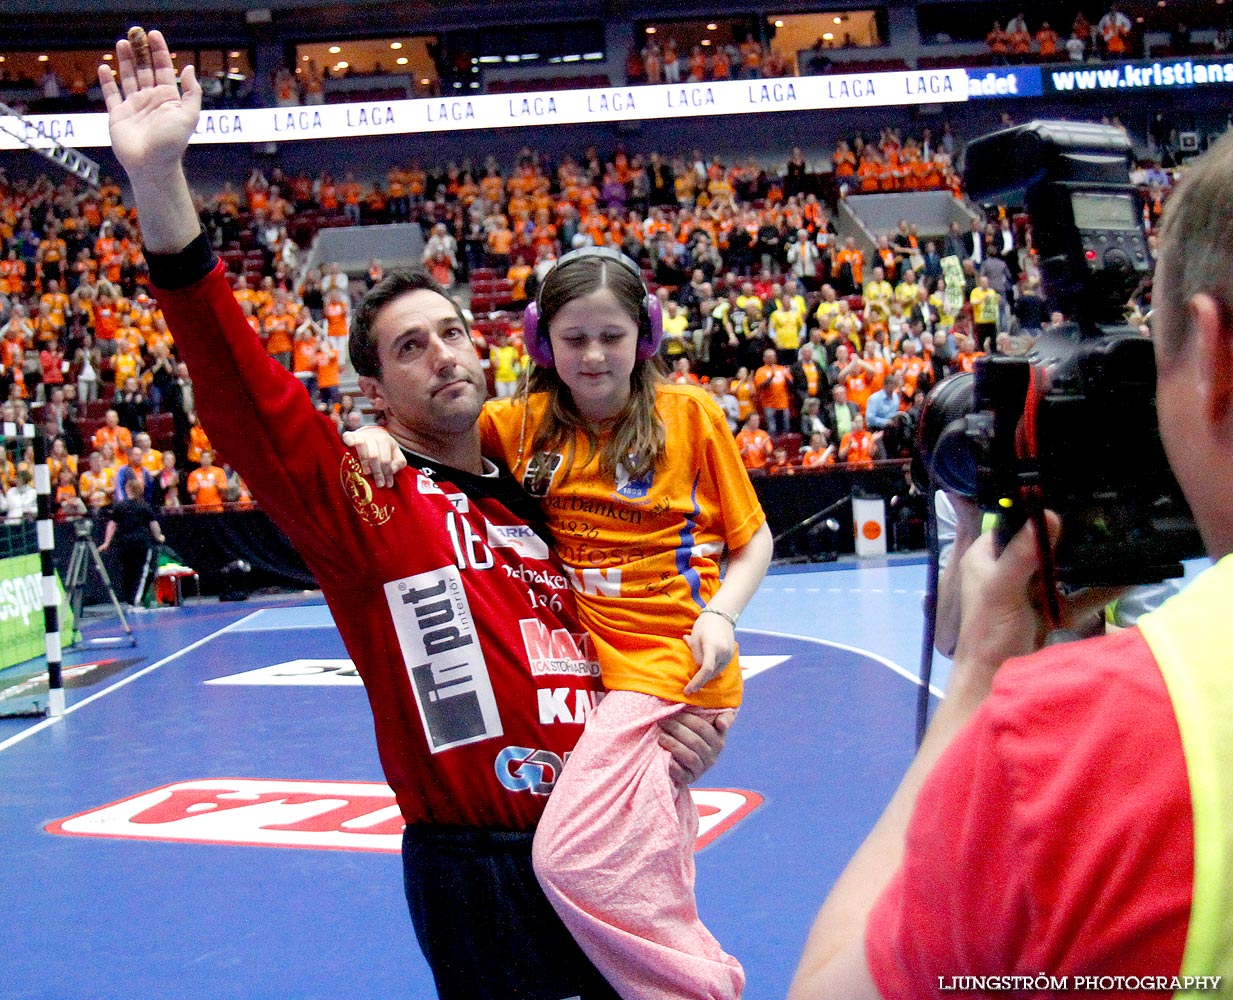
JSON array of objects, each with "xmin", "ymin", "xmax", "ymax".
[
  {"xmin": 738, "ymin": 626, "xmax": 945, "ymax": 699},
  {"xmin": 0, "ymin": 609, "xmax": 267, "ymax": 754}
]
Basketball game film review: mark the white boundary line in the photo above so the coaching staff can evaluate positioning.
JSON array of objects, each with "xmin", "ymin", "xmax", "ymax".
[
  {"xmin": 737, "ymin": 627, "xmax": 946, "ymax": 700},
  {"xmin": 0, "ymin": 610, "xmax": 265, "ymax": 753}
]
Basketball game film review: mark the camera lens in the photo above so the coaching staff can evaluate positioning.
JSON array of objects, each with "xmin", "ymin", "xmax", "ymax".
[{"xmin": 916, "ymin": 373, "xmax": 979, "ymax": 498}]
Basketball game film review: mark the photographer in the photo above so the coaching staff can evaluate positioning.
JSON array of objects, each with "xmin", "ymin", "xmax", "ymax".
[{"xmin": 790, "ymin": 133, "xmax": 1233, "ymax": 995}]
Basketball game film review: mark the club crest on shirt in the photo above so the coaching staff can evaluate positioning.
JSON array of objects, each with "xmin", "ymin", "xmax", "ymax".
[
  {"xmin": 614, "ymin": 457, "xmax": 654, "ymax": 502},
  {"xmin": 522, "ymin": 451, "xmax": 562, "ymax": 498},
  {"xmin": 340, "ymin": 452, "xmax": 394, "ymax": 525}
]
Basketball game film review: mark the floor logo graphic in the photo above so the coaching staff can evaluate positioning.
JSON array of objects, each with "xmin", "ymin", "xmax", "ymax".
[
  {"xmin": 206, "ymin": 654, "xmax": 789, "ymax": 686},
  {"xmin": 48, "ymin": 778, "xmax": 763, "ymax": 853}
]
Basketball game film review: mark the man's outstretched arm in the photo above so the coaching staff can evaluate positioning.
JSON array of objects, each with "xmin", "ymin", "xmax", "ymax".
[{"xmin": 98, "ymin": 27, "xmax": 202, "ymax": 254}]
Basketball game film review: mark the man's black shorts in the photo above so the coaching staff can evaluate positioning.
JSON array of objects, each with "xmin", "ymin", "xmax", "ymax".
[{"xmin": 402, "ymin": 825, "xmax": 620, "ymax": 1000}]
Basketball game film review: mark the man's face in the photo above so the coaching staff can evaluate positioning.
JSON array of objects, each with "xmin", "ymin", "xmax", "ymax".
[{"xmin": 358, "ymin": 289, "xmax": 486, "ymax": 448}]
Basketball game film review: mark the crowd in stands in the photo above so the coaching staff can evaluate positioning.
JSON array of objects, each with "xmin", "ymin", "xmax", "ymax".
[
  {"xmin": 0, "ymin": 113, "xmax": 1181, "ymax": 530},
  {"xmin": 0, "ymin": 166, "xmax": 367, "ymax": 523},
  {"xmin": 628, "ymin": 36, "xmax": 798, "ymax": 85},
  {"xmin": 985, "ymin": 7, "xmax": 1128, "ymax": 63}
]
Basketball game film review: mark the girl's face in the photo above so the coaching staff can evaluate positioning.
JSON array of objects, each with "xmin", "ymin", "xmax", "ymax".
[{"xmin": 548, "ymin": 287, "xmax": 639, "ymax": 422}]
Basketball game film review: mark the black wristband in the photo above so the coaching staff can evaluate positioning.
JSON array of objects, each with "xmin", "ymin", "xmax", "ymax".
[{"xmin": 145, "ymin": 230, "xmax": 217, "ymax": 291}]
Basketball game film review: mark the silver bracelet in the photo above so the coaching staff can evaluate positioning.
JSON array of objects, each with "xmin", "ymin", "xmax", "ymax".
[{"xmin": 699, "ymin": 605, "xmax": 738, "ymax": 628}]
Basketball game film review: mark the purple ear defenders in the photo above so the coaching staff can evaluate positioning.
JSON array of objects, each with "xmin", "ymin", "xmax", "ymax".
[{"xmin": 522, "ymin": 246, "xmax": 664, "ymax": 367}]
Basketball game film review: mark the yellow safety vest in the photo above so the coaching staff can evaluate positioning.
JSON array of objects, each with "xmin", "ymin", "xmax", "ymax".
[{"xmin": 1139, "ymin": 554, "xmax": 1233, "ymax": 997}]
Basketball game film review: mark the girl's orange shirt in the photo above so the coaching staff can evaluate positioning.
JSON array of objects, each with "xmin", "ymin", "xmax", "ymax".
[{"xmin": 481, "ymin": 385, "xmax": 765, "ymax": 708}]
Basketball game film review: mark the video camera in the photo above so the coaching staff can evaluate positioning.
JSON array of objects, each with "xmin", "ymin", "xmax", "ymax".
[{"xmin": 917, "ymin": 121, "xmax": 1203, "ymax": 586}]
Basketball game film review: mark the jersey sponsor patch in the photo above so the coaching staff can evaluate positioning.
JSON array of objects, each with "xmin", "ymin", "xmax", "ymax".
[
  {"xmin": 340, "ymin": 452, "xmax": 393, "ymax": 525},
  {"xmin": 385, "ymin": 566, "xmax": 502, "ymax": 752},
  {"xmin": 487, "ymin": 522, "xmax": 550, "ymax": 561},
  {"xmin": 47, "ymin": 778, "xmax": 762, "ymax": 853},
  {"xmin": 613, "ymin": 460, "xmax": 654, "ymax": 501},
  {"xmin": 519, "ymin": 618, "xmax": 601, "ymax": 678}
]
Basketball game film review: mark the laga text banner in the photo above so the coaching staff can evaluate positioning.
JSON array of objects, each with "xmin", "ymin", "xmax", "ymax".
[{"xmin": 0, "ymin": 69, "xmax": 968, "ymax": 151}]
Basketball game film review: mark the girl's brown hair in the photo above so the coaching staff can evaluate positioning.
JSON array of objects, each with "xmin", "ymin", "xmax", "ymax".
[{"xmin": 526, "ymin": 255, "xmax": 665, "ymax": 482}]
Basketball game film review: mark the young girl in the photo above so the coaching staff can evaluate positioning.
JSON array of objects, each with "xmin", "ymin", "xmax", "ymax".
[{"xmin": 355, "ymin": 247, "xmax": 770, "ymax": 999}]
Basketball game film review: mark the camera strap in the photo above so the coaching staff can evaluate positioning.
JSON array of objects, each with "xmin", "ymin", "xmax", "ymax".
[{"xmin": 1013, "ymin": 364, "xmax": 1062, "ymax": 631}]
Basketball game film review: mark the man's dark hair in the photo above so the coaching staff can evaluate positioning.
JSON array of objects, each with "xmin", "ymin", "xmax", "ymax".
[{"xmin": 348, "ymin": 267, "xmax": 469, "ymax": 378}]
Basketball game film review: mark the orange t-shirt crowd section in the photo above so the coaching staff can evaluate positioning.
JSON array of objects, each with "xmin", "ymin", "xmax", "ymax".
[{"xmin": 0, "ymin": 118, "xmax": 1173, "ymax": 516}]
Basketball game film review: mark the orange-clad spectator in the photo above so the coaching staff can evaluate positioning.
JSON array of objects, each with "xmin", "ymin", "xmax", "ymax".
[
  {"xmin": 263, "ymin": 293, "xmax": 296, "ymax": 368},
  {"xmin": 480, "ymin": 167, "xmax": 504, "ymax": 205},
  {"xmin": 134, "ymin": 433, "xmax": 162, "ymax": 474},
  {"xmin": 323, "ymin": 290, "xmax": 349, "ymax": 341},
  {"xmin": 731, "ymin": 366, "xmax": 756, "ymax": 422},
  {"xmin": 857, "ymin": 154, "xmax": 881, "ymax": 193},
  {"xmin": 835, "ymin": 347, "xmax": 876, "ymax": 413},
  {"xmin": 1098, "ymin": 5, "xmax": 1131, "ymax": 56},
  {"xmin": 34, "ymin": 301, "xmax": 63, "ymax": 347},
  {"xmin": 767, "ymin": 446, "xmax": 795, "ymax": 476},
  {"xmin": 292, "ymin": 323, "xmax": 318, "ymax": 377},
  {"xmin": 986, "ymin": 21, "xmax": 1010, "ymax": 59},
  {"xmin": 1036, "ymin": 22, "xmax": 1060, "ymax": 57},
  {"xmin": 187, "ymin": 451, "xmax": 228, "ymax": 512},
  {"xmin": 1009, "ymin": 24, "xmax": 1032, "ymax": 58},
  {"xmin": 78, "ymin": 452, "xmax": 114, "ymax": 505},
  {"xmin": 892, "ymin": 342, "xmax": 930, "ymax": 401},
  {"xmin": 954, "ymin": 335, "xmax": 986, "ymax": 374},
  {"xmin": 833, "ymin": 141, "xmax": 857, "ymax": 179},
  {"xmin": 37, "ymin": 231, "xmax": 67, "ymax": 285},
  {"xmin": 186, "ymin": 414, "xmax": 211, "ymax": 465},
  {"xmin": 753, "ymin": 348, "xmax": 794, "ymax": 436},
  {"xmin": 839, "ymin": 414, "xmax": 883, "ymax": 469},
  {"xmin": 668, "ymin": 357, "xmax": 701, "ymax": 386},
  {"xmin": 112, "ymin": 345, "xmax": 141, "ymax": 386},
  {"xmin": 364, "ymin": 183, "xmax": 387, "ymax": 219},
  {"xmin": 1, "ymin": 308, "xmax": 31, "ymax": 366},
  {"xmin": 486, "ymin": 217, "xmax": 514, "ymax": 272},
  {"xmin": 710, "ymin": 46, "xmax": 731, "ymax": 80},
  {"xmin": 507, "ymin": 260, "xmax": 533, "ymax": 303},
  {"xmin": 55, "ymin": 470, "xmax": 80, "ymax": 515},
  {"xmin": 406, "ymin": 161, "xmax": 426, "ymax": 203},
  {"xmin": 833, "ymin": 237, "xmax": 865, "ymax": 291},
  {"xmin": 735, "ymin": 413, "xmax": 773, "ymax": 471},
  {"xmin": 340, "ymin": 172, "xmax": 362, "ymax": 224},
  {"xmin": 740, "ymin": 38, "xmax": 763, "ymax": 76},
  {"xmin": 47, "ymin": 438, "xmax": 78, "ymax": 483},
  {"xmin": 314, "ymin": 337, "xmax": 341, "ymax": 406},
  {"xmin": 231, "ymin": 275, "xmax": 258, "ymax": 312},
  {"xmin": 1, "ymin": 251, "xmax": 25, "ymax": 297},
  {"xmin": 687, "ymin": 46, "xmax": 707, "ymax": 82},
  {"xmin": 318, "ymin": 176, "xmax": 339, "ymax": 213},
  {"xmin": 92, "ymin": 410, "xmax": 133, "ymax": 455},
  {"xmin": 801, "ymin": 432, "xmax": 835, "ymax": 468}
]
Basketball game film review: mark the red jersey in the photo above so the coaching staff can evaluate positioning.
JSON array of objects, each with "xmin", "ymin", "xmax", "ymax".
[
  {"xmin": 867, "ymin": 628, "xmax": 1190, "ymax": 993},
  {"xmin": 153, "ymin": 254, "xmax": 606, "ymax": 831}
]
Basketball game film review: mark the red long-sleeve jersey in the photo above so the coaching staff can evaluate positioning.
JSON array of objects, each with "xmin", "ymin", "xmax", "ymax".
[{"xmin": 154, "ymin": 256, "xmax": 603, "ymax": 830}]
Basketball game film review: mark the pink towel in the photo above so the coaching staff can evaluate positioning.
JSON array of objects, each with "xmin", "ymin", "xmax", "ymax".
[{"xmin": 533, "ymin": 690, "xmax": 744, "ymax": 1000}]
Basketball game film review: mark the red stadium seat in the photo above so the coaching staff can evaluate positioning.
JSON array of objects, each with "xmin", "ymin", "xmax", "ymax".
[
  {"xmin": 773, "ymin": 433, "xmax": 802, "ymax": 456},
  {"xmin": 147, "ymin": 412, "xmax": 176, "ymax": 451}
]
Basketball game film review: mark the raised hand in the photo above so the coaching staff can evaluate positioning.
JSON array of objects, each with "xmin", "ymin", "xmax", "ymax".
[
  {"xmin": 97, "ymin": 28, "xmax": 203, "ymax": 254},
  {"xmin": 98, "ymin": 28, "xmax": 201, "ymax": 182}
]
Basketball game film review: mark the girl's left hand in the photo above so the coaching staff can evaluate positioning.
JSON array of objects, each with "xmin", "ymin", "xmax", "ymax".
[
  {"xmin": 343, "ymin": 425, "xmax": 407, "ymax": 488},
  {"xmin": 684, "ymin": 610, "xmax": 736, "ymax": 695}
]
